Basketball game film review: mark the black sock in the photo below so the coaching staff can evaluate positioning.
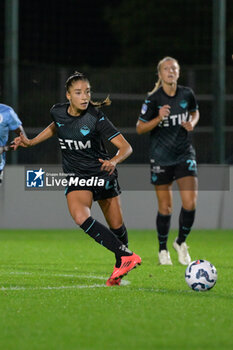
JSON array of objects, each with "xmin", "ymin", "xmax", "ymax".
[
  {"xmin": 80, "ymin": 217, "xmax": 132, "ymax": 267},
  {"xmin": 156, "ymin": 212, "xmax": 171, "ymax": 252},
  {"xmin": 177, "ymin": 207, "xmax": 196, "ymax": 245},
  {"xmin": 110, "ymin": 224, "xmax": 128, "ymax": 247},
  {"xmin": 110, "ymin": 224, "xmax": 129, "ymax": 267}
]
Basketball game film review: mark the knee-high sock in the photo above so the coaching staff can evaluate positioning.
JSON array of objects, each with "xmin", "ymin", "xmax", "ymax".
[
  {"xmin": 110, "ymin": 224, "xmax": 129, "ymax": 267},
  {"xmin": 177, "ymin": 207, "xmax": 196, "ymax": 245},
  {"xmin": 110, "ymin": 224, "xmax": 128, "ymax": 247},
  {"xmin": 80, "ymin": 217, "xmax": 132, "ymax": 267},
  {"xmin": 156, "ymin": 212, "xmax": 171, "ymax": 251}
]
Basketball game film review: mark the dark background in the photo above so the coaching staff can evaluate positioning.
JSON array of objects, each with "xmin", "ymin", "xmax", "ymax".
[
  {"xmin": 0, "ymin": 0, "xmax": 233, "ymax": 67},
  {"xmin": 0, "ymin": 0, "xmax": 232, "ymax": 164}
]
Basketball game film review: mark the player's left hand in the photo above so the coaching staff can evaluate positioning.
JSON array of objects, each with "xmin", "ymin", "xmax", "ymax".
[
  {"xmin": 99, "ymin": 158, "xmax": 117, "ymax": 175},
  {"xmin": 181, "ymin": 121, "xmax": 194, "ymax": 131}
]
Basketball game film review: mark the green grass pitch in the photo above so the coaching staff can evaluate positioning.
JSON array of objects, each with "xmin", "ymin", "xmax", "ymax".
[{"xmin": 0, "ymin": 229, "xmax": 232, "ymax": 350}]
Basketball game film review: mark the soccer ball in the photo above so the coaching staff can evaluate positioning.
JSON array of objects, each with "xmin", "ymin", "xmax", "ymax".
[{"xmin": 185, "ymin": 259, "xmax": 217, "ymax": 291}]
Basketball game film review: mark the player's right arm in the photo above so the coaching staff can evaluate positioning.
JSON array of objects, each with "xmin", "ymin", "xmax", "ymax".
[
  {"xmin": 136, "ymin": 105, "xmax": 170, "ymax": 134},
  {"xmin": 13, "ymin": 122, "xmax": 57, "ymax": 149}
]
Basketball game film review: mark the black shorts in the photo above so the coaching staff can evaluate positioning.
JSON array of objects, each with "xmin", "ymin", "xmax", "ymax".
[
  {"xmin": 150, "ymin": 159, "xmax": 198, "ymax": 185},
  {"xmin": 65, "ymin": 176, "xmax": 121, "ymax": 201}
]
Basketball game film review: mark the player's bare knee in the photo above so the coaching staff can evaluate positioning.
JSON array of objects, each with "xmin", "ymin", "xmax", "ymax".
[
  {"xmin": 73, "ymin": 213, "xmax": 89, "ymax": 226},
  {"xmin": 183, "ymin": 200, "xmax": 196, "ymax": 211},
  {"xmin": 109, "ymin": 220, "xmax": 124, "ymax": 230},
  {"xmin": 159, "ymin": 204, "xmax": 172, "ymax": 215}
]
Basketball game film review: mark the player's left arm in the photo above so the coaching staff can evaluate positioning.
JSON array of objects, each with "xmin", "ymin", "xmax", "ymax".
[
  {"xmin": 182, "ymin": 110, "xmax": 200, "ymax": 131},
  {"xmin": 99, "ymin": 134, "xmax": 132, "ymax": 175}
]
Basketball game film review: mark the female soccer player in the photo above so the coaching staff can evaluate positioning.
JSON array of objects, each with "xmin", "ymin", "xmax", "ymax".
[
  {"xmin": 14, "ymin": 72, "xmax": 141, "ymax": 285},
  {"xmin": 136, "ymin": 57, "xmax": 199, "ymax": 265},
  {"xmin": 0, "ymin": 103, "xmax": 26, "ymax": 185}
]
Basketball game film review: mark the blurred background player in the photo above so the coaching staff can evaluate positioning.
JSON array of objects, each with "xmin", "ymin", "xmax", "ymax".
[
  {"xmin": 136, "ymin": 57, "xmax": 199, "ymax": 265},
  {"xmin": 13, "ymin": 72, "xmax": 141, "ymax": 285},
  {"xmin": 0, "ymin": 103, "xmax": 26, "ymax": 185}
]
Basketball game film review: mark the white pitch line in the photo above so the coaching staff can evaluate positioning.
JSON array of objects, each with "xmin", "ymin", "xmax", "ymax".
[
  {"xmin": 0, "ymin": 271, "xmax": 131, "ymax": 291},
  {"xmin": 0, "ymin": 284, "xmax": 105, "ymax": 291},
  {"xmin": 1, "ymin": 281, "xmax": 130, "ymax": 291},
  {"xmin": 6, "ymin": 271, "xmax": 107, "ymax": 280},
  {"xmin": 5, "ymin": 271, "xmax": 131, "ymax": 285}
]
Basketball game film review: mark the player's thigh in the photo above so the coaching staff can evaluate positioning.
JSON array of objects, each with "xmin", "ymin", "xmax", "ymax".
[
  {"xmin": 155, "ymin": 183, "xmax": 173, "ymax": 215},
  {"xmin": 66, "ymin": 190, "xmax": 93, "ymax": 225},
  {"xmin": 176, "ymin": 176, "xmax": 198, "ymax": 210},
  {"xmin": 98, "ymin": 195, "xmax": 123, "ymax": 229}
]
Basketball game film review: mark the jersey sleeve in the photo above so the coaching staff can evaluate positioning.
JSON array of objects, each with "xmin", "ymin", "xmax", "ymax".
[
  {"xmin": 138, "ymin": 97, "xmax": 158, "ymax": 122},
  {"xmin": 7, "ymin": 108, "xmax": 22, "ymax": 130},
  {"xmin": 50, "ymin": 105, "xmax": 56, "ymax": 122},
  {"xmin": 187, "ymin": 88, "xmax": 199, "ymax": 112},
  {"xmin": 96, "ymin": 111, "xmax": 120, "ymax": 141}
]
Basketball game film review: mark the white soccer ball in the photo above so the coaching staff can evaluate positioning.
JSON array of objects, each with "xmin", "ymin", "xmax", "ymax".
[{"xmin": 185, "ymin": 259, "xmax": 217, "ymax": 291}]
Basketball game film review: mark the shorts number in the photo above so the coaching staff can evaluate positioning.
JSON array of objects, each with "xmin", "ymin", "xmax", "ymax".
[{"xmin": 186, "ymin": 159, "xmax": 197, "ymax": 171}]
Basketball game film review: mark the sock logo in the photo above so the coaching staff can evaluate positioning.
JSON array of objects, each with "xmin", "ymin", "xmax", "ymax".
[
  {"xmin": 119, "ymin": 245, "xmax": 131, "ymax": 254},
  {"xmin": 182, "ymin": 226, "xmax": 190, "ymax": 231}
]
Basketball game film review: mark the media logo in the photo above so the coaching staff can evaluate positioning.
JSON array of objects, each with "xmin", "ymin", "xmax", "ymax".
[{"xmin": 26, "ymin": 168, "xmax": 45, "ymax": 188}]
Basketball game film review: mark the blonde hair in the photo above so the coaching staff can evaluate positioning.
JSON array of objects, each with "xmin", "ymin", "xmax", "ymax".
[{"xmin": 148, "ymin": 56, "xmax": 180, "ymax": 96}]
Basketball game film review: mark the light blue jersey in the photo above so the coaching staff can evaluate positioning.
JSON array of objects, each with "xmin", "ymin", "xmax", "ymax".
[{"xmin": 0, "ymin": 103, "xmax": 22, "ymax": 170}]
